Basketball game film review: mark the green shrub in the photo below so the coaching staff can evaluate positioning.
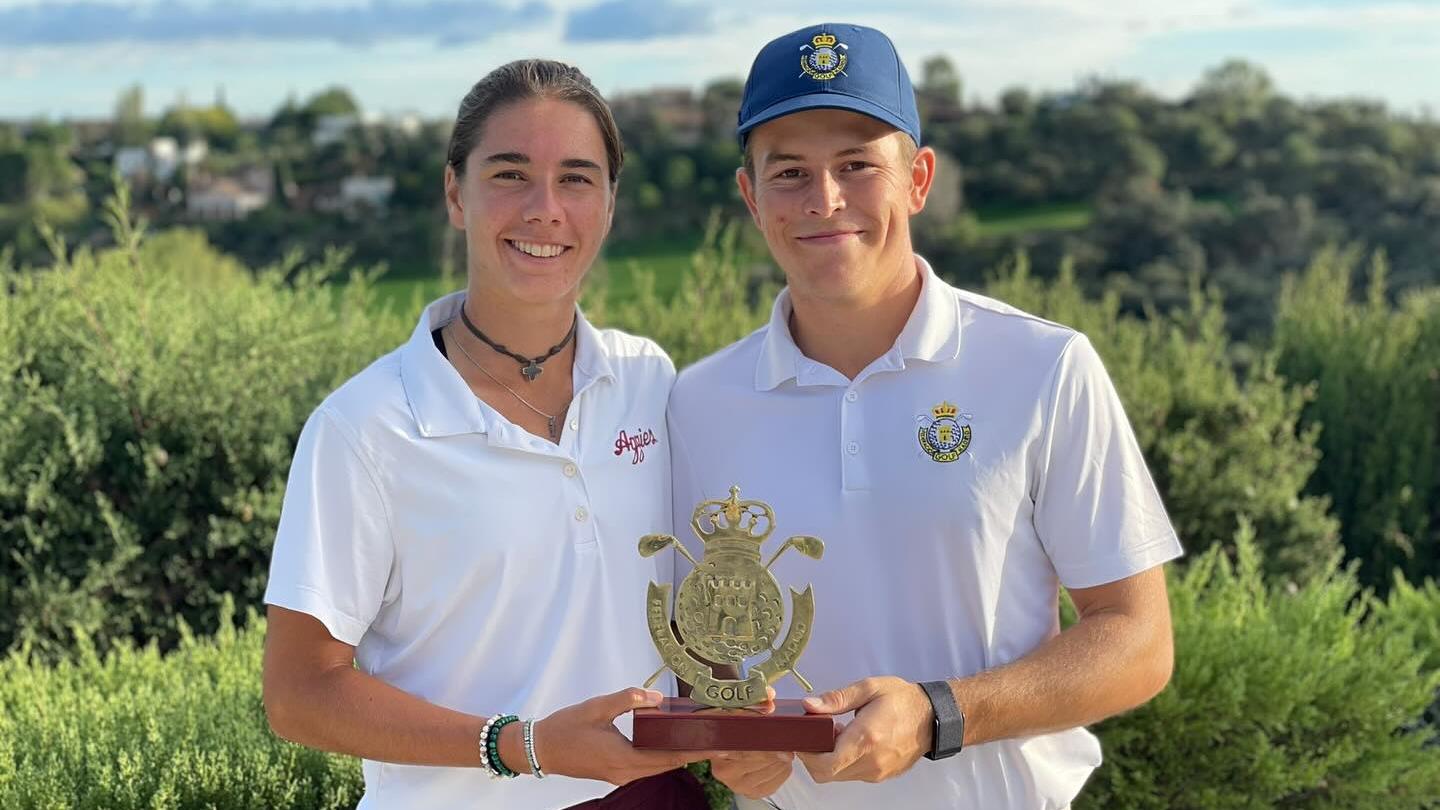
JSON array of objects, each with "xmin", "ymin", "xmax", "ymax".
[
  {"xmin": 0, "ymin": 193, "xmax": 408, "ymax": 660},
  {"xmin": 0, "ymin": 602, "xmax": 362, "ymax": 809},
  {"xmin": 585, "ymin": 217, "xmax": 776, "ymax": 370},
  {"xmin": 1082, "ymin": 527, "xmax": 1440, "ymax": 809},
  {"xmin": 1274, "ymin": 248, "xmax": 1440, "ymax": 591},
  {"xmin": 987, "ymin": 256, "xmax": 1342, "ymax": 583}
]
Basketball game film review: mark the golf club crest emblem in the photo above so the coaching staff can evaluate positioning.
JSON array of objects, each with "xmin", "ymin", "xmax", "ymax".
[
  {"xmin": 918, "ymin": 401, "xmax": 972, "ymax": 463},
  {"xmin": 639, "ymin": 486, "xmax": 824, "ymax": 708},
  {"xmin": 799, "ymin": 32, "xmax": 848, "ymax": 80}
]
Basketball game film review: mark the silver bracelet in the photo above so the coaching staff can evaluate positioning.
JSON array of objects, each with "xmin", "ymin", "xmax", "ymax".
[{"xmin": 523, "ymin": 718, "xmax": 546, "ymax": 779}]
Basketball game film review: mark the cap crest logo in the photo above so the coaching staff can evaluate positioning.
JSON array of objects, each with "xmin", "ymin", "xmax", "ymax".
[{"xmin": 799, "ymin": 32, "xmax": 848, "ymax": 81}]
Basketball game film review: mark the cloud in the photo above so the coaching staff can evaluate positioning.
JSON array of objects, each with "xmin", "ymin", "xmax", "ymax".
[
  {"xmin": 0, "ymin": 0, "xmax": 554, "ymax": 47},
  {"xmin": 563, "ymin": 0, "xmax": 710, "ymax": 43}
]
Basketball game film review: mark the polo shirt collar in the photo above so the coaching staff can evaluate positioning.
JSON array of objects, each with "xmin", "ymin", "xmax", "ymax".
[
  {"xmin": 400, "ymin": 291, "xmax": 614, "ymax": 438},
  {"xmin": 753, "ymin": 254, "xmax": 961, "ymax": 391}
]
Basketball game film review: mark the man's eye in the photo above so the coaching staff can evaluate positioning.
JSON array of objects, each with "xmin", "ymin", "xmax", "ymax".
[
  {"xmin": 494, "ymin": 170, "xmax": 524, "ymax": 181},
  {"xmin": 843, "ymin": 161, "xmax": 871, "ymax": 172},
  {"xmin": 561, "ymin": 174, "xmax": 595, "ymax": 184},
  {"xmin": 775, "ymin": 168, "xmax": 804, "ymax": 179}
]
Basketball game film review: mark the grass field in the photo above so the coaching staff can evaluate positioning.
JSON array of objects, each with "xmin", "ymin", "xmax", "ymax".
[{"xmin": 973, "ymin": 201, "xmax": 1093, "ymax": 238}]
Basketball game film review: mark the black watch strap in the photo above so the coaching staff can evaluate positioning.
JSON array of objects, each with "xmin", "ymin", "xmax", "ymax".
[{"xmin": 918, "ymin": 680, "xmax": 965, "ymax": 760}]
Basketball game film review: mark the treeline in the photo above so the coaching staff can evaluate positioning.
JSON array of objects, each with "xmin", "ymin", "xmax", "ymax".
[{"xmin": 6, "ymin": 59, "xmax": 1440, "ymax": 341}]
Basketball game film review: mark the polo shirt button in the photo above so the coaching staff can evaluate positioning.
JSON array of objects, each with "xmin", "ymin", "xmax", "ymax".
[
  {"xmin": 846, "ymin": 441, "xmax": 860, "ymax": 455},
  {"xmin": 845, "ymin": 391, "xmax": 858, "ymax": 402},
  {"xmin": 570, "ymin": 419, "xmax": 580, "ymax": 431},
  {"xmin": 575, "ymin": 506, "xmax": 589, "ymax": 522},
  {"xmin": 562, "ymin": 463, "xmax": 578, "ymax": 478}
]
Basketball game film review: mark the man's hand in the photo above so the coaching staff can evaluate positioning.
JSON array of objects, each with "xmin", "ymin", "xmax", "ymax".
[
  {"xmin": 796, "ymin": 676, "xmax": 933, "ymax": 784},
  {"xmin": 710, "ymin": 750, "xmax": 795, "ymax": 799}
]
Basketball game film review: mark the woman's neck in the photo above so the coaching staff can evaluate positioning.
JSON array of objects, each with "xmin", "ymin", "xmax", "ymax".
[{"xmin": 460, "ymin": 283, "xmax": 578, "ymax": 361}]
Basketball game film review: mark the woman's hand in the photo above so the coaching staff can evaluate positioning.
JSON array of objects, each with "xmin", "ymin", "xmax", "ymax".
[{"xmin": 528, "ymin": 688, "xmax": 715, "ymax": 786}]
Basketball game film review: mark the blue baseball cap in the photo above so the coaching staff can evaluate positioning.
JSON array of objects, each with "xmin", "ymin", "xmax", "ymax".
[{"xmin": 737, "ymin": 23, "xmax": 920, "ymax": 147}]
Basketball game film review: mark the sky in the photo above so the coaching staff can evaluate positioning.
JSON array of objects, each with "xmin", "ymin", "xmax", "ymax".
[{"xmin": 1, "ymin": 0, "xmax": 1438, "ymax": 121}]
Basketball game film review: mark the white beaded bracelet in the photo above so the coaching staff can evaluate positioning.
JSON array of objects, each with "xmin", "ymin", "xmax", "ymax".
[
  {"xmin": 523, "ymin": 718, "xmax": 546, "ymax": 779},
  {"xmin": 478, "ymin": 716, "xmax": 497, "ymax": 777}
]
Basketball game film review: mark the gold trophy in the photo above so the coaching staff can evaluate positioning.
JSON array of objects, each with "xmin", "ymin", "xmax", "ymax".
[{"xmin": 632, "ymin": 487, "xmax": 836, "ymax": 752}]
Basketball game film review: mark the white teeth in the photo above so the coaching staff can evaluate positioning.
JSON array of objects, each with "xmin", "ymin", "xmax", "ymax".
[{"xmin": 510, "ymin": 240, "xmax": 566, "ymax": 258}]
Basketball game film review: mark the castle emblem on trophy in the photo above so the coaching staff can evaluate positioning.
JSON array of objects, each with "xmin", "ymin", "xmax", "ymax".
[{"xmin": 638, "ymin": 486, "xmax": 824, "ymax": 709}]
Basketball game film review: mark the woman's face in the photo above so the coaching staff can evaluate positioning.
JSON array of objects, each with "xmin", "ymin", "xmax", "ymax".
[{"xmin": 444, "ymin": 97, "xmax": 615, "ymax": 307}]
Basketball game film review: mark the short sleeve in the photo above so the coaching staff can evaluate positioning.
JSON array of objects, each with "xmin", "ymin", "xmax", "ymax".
[
  {"xmin": 263, "ymin": 406, "xmax": 394, "ymax": 645},
  {"xmin": 1032, "ymin": 335, "xmax": 1183, "ymax": 589},
  {"xmin": 667, "ymin": 411, "xmax": 700, "ymax": 590}
]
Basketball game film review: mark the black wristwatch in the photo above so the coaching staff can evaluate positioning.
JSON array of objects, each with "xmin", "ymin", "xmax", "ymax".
[{"xmin": 918, "ymin": 680, "xmax": 965, "ymax": 760}]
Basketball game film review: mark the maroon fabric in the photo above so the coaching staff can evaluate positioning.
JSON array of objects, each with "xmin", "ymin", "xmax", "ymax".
[{"xmin": 565, "ymin": 769, "xmax": 710, "ymax": 809}]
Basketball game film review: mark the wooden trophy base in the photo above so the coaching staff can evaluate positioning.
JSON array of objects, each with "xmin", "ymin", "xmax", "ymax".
[{"xmin": 632, "ymin": 697, "xmax": 836, "ymax": 752}]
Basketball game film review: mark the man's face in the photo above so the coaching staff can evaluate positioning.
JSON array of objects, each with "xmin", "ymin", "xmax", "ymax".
[
  {"xmin": 444, "ymin": 97, "xmax": 614, "ymax": 307},
  {"xmin": 737, "ymin": 109, "xmax": 934, "ymax": 307}
]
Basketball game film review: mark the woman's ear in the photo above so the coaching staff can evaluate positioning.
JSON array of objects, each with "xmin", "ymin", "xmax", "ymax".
[{"xmin": 443, "ymin": 163, "xmax": 466, "ymax": 230}]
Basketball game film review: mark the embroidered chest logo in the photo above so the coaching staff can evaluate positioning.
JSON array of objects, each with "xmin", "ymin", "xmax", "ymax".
[
  {"xmin": 799, "ymin": 32, "xmax": 848, "ymax": 81},
  {"xmin": 614, "ymin": 427, "xmax": 659, "ymax": 465},
  {"xmin": 917, "ymin": 401, "xmax": 972, "ymax": 463}
]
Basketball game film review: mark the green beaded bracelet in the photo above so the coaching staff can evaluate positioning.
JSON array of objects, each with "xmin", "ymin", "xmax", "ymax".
[{"xmin": 486, "ymin": 714, "xmax": 520, "ymax": 778}]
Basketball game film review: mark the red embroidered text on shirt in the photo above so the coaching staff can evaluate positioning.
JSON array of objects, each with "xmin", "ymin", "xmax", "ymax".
[{"xmin": 614, "ymin": 428, "xmax": 658, "ymax": 465}]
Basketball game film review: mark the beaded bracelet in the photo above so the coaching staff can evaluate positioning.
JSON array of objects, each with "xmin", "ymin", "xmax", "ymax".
[
  {"xmin": 522, "ymin": 718, "xmax": 545, "ymax": 779},
  {"xmin": 480, "ymin": 714, "xmax": 520, "ymax": 779}
]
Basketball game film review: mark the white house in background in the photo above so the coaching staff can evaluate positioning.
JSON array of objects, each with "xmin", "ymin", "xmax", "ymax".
[
  {"xmin": 187, "ymin": 169, "xmax": 272, "ymax": 221},
  {"xmin": 341, "ymin": 175, "xmax": 395, "ymax": 209},
  {"xmin": 312, "ymin": 113, "xmax": 359, "ymax": 147},
  {"xmin": 113, "ymin": 147, "xmax": 149, "ymax": 179},
  {"xmin": 113, "ymin": 137, "xmax": 209, "ymax": 182},
  {"xmin": 316, "ymin": 174, "xmax": 395, "ymax": 214}
]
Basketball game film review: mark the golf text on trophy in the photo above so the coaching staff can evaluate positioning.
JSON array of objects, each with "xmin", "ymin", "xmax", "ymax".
[{"xmin": 632, "ymin": 486, "xmax": 836, "ymax": 752}]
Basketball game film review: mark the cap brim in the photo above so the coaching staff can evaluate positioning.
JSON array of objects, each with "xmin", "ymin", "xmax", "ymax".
[{"xmin": 738, "ymin": 91, "xmax": 916, "ymax": 144}]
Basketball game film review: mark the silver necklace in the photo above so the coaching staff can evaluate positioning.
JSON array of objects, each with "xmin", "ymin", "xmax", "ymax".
[{"xmin": 447, "ymin": 324, "xmax": 569, "ymax": 440}]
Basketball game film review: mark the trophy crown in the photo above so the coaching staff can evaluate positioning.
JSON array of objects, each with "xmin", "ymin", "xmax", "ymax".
[
  {"xmin": 931, "ymin": 401, "xmax": 959, "ymax": 420},
  {"xmin": 811, "ymin": 32, "xmax": 838, "ymax": 48},
  {"xmin": 692, "ymin": 486, "xmax": 774, "ymax": 553}
]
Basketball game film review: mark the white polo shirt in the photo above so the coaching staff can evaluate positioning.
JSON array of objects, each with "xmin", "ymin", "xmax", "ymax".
[
  {"xmin": 264, "ymin": 291, "xmax": 676, "ymax": 809},
  {"xmin": 667, "ymin": 256, "xmax": 1182, "ymax": 810}
]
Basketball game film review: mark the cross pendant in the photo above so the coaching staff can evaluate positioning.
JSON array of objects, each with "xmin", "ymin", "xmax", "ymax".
[{"xmin": 521, "ymin": 362, "xmax": 542, "ymax": 381}]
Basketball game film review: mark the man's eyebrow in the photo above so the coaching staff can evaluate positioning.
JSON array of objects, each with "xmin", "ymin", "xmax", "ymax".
[
  {"xmin": 561, "ymin": 158, "xmax": 603, "ymax": 170},
  {"xmin": 763, "ymin": 146, "xmax": 873, "ymax": 167},
  {"xmin": 483, "ymin": 152, "xmax": 528, "ymax": 164},
  {"xmin": 762, "ymin": 152, "xmax": 805, "ymax": 167}
]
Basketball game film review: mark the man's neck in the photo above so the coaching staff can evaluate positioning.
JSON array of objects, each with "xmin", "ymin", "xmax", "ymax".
[{"xmin": 787, "ymin": 256, "xmax": 923, "ymax": 380}]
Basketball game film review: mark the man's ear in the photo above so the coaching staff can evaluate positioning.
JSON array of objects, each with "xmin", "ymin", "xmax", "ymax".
[
  {"xmin": 736, "ymin": 167, "xmax": 762, "ymax": 230},
  {"xmin": 908, "ymin": 145, "xmax": 937, "ymax": 215},
  {"xmin": 443, "ymin": 163, "xmax": 466, "ymax": 230}
]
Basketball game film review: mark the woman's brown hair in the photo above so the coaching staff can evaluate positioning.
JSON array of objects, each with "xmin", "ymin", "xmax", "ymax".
[{"xmin": 446, "ymin": 59, "xmax": 624, "ymax": 186}]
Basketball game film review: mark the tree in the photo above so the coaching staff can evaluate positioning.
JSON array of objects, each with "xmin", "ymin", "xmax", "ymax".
[
  {"xmin": 1191, "ymin": 59, "xmax": 1274, "ymax": 121},
  {"xmin": 921, "ymin": 55, "xmax": 962, "ymax": 106},
  {"xmin": 304, "ymin": 87, "xmax": 360, "ymax": 118},
  {"xmin": 114, "ymin": 84, "xmax": 149, "ymax": 146}
]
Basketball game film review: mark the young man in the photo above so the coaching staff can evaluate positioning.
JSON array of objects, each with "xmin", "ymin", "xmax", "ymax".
[{"xmin": 669, "ymin": 24, "xmax": 1183, "ymax": 809}]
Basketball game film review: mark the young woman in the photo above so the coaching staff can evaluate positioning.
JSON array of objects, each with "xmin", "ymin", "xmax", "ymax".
[{"xmin": 261, "ymin": 60, "xmax": 712, "ymax": 808}]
